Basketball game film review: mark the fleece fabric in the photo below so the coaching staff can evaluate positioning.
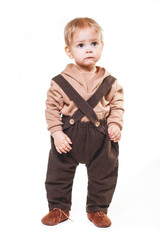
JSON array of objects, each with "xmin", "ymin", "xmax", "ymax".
[{"xmin": 45, "ymin": 64, "xmax": 124, "ymax": 136}]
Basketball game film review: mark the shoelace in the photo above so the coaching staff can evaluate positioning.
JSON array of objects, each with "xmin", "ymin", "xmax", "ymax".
[{"xmin": 53, "ymin": 208, "xmax": 73, "ymax": 222}]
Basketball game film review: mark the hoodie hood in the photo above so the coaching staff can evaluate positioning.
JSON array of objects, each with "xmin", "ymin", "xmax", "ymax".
[{"xmin": 61, "ymin": 64, "xmax": 110, "ymax": 93}]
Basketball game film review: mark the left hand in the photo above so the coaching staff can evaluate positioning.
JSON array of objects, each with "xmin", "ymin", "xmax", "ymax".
[{"xmin": 108, "ymin": 125, "xmax": 121, "ymax": 142}]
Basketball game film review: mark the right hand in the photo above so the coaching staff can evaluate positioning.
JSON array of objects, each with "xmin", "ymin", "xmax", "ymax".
[{"xmin": 52, "ymin": 131, "xmax": 72, "ymax": 154}]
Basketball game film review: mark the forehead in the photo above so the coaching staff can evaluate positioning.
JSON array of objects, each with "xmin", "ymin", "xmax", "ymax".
[{"xmin": 72, "ymin": 27, "xmax": 100, "ymax": 43}]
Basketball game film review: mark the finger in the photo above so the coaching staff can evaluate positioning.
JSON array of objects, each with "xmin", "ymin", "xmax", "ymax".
[
  {"xmin": 66, "ymin": 136, "xmax": 72, "ymax": 144},
  {"xmin": 109, "ymin": 133, "xmax": 116, "ymax": 140},
  {"xmin": 58, "ymin": 145, "xmax": 67, "ymax": 153},
  {"xmin": 108, "ymin": 128, "xmax": 112, "ymax": 135},
  {"xmin": 61, "ymin": 143, "xmax": 70, "ymax": 153},
  {"xmin": 112, "ymin": 129, "xmax": 121, "ymax": 139},
  {"xmin": 63, "ymin": 140, "xmax": 72, "ymax": 150},
  {"xmin": 110, "ymin": 131, "xmax": 119, "ymax": 139},
  {"xmin": 108, "ymin": 131, "xmax": 114, "ymax": 138},
  {"xmin": 112, "ymin": 130, "xmax": 119, "ymax": 137},
  {"xmin": 109, "ymin": 130, "xmax": 116, "ymax": 137},
  {"xmin": 56, "ymin": 147, "xmax": 62, "ymax": 154},
  {"xmin": 113, "ymin": 138, "xmax": 120, "ymax": 142},
  {"xmin": 113, "ymin": 133, "xmax": 121, "ymax": 142}
]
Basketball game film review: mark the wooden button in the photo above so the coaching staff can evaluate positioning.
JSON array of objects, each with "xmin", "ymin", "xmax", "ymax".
[
  {"xmin": 69, "ymin": 119, "xmax": 75, "ymax": 125},
  {"xmin": 95, "ymin": 121, "xmax": 100, "ymax": 127}
]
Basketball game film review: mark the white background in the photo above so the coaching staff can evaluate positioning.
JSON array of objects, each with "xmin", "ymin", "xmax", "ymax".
[{"xmin": 0, "ymin": 0, "xmax": 160, "ymax": 239}]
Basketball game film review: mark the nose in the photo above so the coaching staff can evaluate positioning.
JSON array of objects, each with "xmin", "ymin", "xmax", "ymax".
[
  {"xmin": 86, "ymin": 45, "xmax": 93, "ymax": 53},
  {"xmin": 86, "ymin": 49, "xmax": 92, "ymax": 53}
]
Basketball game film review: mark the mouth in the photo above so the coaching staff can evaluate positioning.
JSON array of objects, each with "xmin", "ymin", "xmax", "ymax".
[{"xmin": 84, "ymin": 57, "xmax": 94, "ymax": 60}]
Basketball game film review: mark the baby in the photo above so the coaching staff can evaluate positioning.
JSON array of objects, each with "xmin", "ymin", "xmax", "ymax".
[{"xmin": 41, "ymin": 17, "xmax": 124, "ymax": 228}]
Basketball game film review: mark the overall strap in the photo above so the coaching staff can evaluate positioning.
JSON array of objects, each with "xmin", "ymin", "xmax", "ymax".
[
  {"xmin": 70, "ymin": 75, "xmax": 116, "ymax": 124},
  {"xmin": 53, "ymin": 74, "xmax": 99, "ymax": 126},
  {"xmin": 52, "ymin": 74, "xmax": 116, "ymax": 132}
]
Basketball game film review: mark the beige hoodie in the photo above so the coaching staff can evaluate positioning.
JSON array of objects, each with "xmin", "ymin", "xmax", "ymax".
[{"xmin": 45, "ymin": 64, "xmax": 124, "ymax": 136}]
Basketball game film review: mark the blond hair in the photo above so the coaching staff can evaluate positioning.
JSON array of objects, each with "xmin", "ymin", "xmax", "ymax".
[{"xmin": 64, "ymin": 17, "xmax": 103, "ymax": 46}]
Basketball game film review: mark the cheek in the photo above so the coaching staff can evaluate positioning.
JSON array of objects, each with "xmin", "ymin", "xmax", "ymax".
[
  {"xmin": 75, "ymin": 50, "xmax": 83, "ymax": 59},
  {"xmin": 96, "ymin": 48, "xmax": 103, "ymax": 57}
]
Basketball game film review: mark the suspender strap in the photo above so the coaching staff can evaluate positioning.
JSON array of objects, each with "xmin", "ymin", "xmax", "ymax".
[
  {"xmin": 53, "ymin": 74, "xmax": 99, "ymax": 126},
  {"xmin": 52, "ymin": 74, "xmax": 116, "ymax": 131},
  {"xmin": 70, "ymin": 75, "xmax": 116, "ymax": 124}
]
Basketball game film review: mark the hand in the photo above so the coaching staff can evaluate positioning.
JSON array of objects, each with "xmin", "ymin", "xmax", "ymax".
[
  {"xmin": 108, "ymin": 125, "xmax": 121, "ymax": 142},
  {"xmin": 52, "ymin": 131, "xmax": 72, "ymax": 154}
]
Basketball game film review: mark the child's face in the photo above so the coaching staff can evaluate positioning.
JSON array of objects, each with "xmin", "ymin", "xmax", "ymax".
[{"xmin": 65, "ymin": 27, "xmax": 104, "ymax": 72}]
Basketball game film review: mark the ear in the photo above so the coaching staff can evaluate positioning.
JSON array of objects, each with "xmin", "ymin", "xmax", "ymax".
[
  {"xmin": 101, "ymin": 41, "xmax": 104, "ymax": 49},
  {"xmin": 65, "ymin": 46, "xmax": 73, "ymax": 59}
]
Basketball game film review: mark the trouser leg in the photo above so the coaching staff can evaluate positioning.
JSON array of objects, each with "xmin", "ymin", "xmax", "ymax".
[
  {"xmin": 86, "ymin": 133, "xmax": 119, "ymax": 213},
  {"xmin": 45, "ymin": 136, "xmax": 78, "ymax": 211}
]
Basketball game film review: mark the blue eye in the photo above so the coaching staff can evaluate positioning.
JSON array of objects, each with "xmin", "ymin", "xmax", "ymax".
[
  {"xmin": 78, "ymin": 43, "xmax": 84, "ymax": 48},
  {"xmin": 92, "ymin": 42, "xmax": 97, "ymax": 46}
]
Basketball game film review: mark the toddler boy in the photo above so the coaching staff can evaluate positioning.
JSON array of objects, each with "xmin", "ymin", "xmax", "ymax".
[{"xmin": 41, "ymin": 17, "xmax": 124, "ymax": 228}]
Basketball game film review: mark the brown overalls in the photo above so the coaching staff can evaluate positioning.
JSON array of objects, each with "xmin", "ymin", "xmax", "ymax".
[{"xmin": 45, "ymin": 74, "xmax": 119, "ymax": 213}]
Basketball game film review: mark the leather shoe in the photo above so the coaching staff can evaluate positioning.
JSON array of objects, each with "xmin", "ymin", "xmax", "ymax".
[
  {"xmin": 41, "ymin": 208, "xmax": 70, "ymax": 226},
  {"xmin": 87, "ymin": 211, "xmax": 112, "ymax": 228}
]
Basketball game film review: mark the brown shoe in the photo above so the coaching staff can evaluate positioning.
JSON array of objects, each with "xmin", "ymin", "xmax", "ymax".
[
  {"xmin": 41, "ymin": 208, "xmax": 70, "ymax": 226},
  {"xmin": 87, "ymin": 211, "xmax": 112, "ymax": 228}
]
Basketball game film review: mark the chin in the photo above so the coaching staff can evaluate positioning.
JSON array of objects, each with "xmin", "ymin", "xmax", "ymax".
[{"xmin": 84, "ymin": 60, "xmax": 96, "ymax": 65}]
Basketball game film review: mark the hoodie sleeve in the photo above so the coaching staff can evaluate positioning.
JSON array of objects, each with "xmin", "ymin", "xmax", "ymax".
[
  {"xmin": 45, "ymin": 80, "xmax": 64, "ymax": 135},
  {"xmin": 107, "ymin": 80, "xmax": 124, "ymax": 130}
]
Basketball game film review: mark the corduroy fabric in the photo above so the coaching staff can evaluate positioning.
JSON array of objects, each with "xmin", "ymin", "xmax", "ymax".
[
  {"xmin": 45, "ymin": 75, "xmax": 119, "ymax": 213},
  {"xmin": 45, "ymin": 118, "xmax": 119, "ymax": 213}
]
